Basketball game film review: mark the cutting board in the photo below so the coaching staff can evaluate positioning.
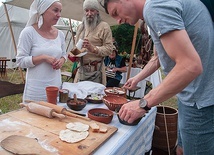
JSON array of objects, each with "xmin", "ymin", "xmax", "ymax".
[{"xmin": 0, "ymin": 108, "xmax": 118, "ymax": 155}]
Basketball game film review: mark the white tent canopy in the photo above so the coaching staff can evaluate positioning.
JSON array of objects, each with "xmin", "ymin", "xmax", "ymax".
[
  {"xmin": 0, "ymin": 4, "xmax": 29, "ymax": 68},
  {"xmin": 3, "ymin": 0, "xmax": 117, "ymax": 26}
]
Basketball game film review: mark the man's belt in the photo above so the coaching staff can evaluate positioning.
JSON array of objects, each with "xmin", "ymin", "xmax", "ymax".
[{"xmin": 83, "ymin": 60, "xmax": 102, "ymax": 71}]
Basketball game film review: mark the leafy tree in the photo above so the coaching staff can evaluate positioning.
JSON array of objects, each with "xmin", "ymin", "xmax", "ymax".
[{"xmin": 111, "ymin": 24, "xmax": 141, "ymax": 55}]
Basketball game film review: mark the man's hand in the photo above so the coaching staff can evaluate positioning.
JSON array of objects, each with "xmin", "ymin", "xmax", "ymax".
[
  {"xmin": 123, "ymin": 77, "xmax": 138, "ymax": 90},
  {"xmin": 83, "ymin": 39, "xmax": 97, "ymax": 53},
  {"xmin": 118, "ymin": 100, "xmax": 146, "ymax": 123}
]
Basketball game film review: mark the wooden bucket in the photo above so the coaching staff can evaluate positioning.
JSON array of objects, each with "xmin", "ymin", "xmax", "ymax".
[{"xmin": 152, "ymin": 105, "xmax": 178, "ymax": 152}]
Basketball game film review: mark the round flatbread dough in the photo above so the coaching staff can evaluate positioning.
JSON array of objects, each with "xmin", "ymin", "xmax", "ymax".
[
  {"xmin": 66, "ymin": 122, "xmax": 89, "ymax": 132},
  {"xmin": 59, "ymin": 129, "xmax": 89, "ymax": 143}
]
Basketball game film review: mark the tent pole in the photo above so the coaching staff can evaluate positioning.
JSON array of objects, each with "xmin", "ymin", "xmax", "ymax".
[
  {"xmin": 66, "ymin": 18, "xmax": 75, "ymax": 52},
  {"xmin": 3, "ymin": 4, "xmax": 17, "ymax": 53},
  {"xmin": 69, "ymin": 19, "xmax": 75, "ymax": 47},
  {"xmin": 126, "ymin": 21, "xmax": 139, "ymax": 81},
  {"xmin": 3, "ymin": 3, "xmax": 25, "ymax": 83}
]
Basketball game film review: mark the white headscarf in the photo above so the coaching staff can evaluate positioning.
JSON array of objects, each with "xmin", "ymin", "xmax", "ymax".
[
  {"xmin": 83, "ymin": 0, "xmax": 99, "ymax": 11},
  {"xmin": 26, "ymin": 0, "xmax": 60, "ymax": 28}
]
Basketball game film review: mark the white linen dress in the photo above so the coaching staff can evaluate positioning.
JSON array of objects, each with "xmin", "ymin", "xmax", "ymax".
[{"xmin": 16, "ymin": 26, "xmax": 67, "ymax": 102}]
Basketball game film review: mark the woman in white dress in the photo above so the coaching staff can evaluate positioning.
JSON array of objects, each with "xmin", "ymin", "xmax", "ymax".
[{"xmin": 16, "ymin": 0, "xmax": 67, "ymax": 102}]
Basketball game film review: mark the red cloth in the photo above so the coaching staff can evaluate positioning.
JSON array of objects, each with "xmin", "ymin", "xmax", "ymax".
[{"xmin": 68, "ymin": 54, "xmax": 77, "ymax": 62}]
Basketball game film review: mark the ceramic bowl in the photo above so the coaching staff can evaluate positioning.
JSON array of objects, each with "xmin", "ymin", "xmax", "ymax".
[
  {"xmin": 104, "ymin": 87, "xmax": 126, "ymax": 97},
  {"xmin": 86, "ymin": 94, "xmax": 104, "ymax": 104},
  {"xmin": 67, "ymin": 98, "xmax": 87, "ymax": 111},
  {"xmin": 88, "ymin": 108, "xmax": 113, "ymax": 124},
  {"xmin": 115, "ymin": 107, "xmax": 143, "ymax": 126},
  {"xmin": 102, "ymin": 95, "xmax": 128, "ymax": 111},
  {"xmin": 117, "ymin": 115, "xmax": 143, "ymax": 126}
]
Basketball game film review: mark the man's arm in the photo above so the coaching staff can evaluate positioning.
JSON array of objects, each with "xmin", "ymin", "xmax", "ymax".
[{"xmin": 145, "ymin": 29, "xmax": 203, "ymax": 108}]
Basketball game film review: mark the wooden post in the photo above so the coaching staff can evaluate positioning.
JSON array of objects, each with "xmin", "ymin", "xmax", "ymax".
[
  {"xmin": 3, "ymin": 3, "xmax": 25, "ymax": 83},
  {"xmin": 126, "ymin": 21, "xmax": 139, "ymax": 81},
  {"xmin": 65, "ymin": 18, "xmax": 75, "ymax": 52}
]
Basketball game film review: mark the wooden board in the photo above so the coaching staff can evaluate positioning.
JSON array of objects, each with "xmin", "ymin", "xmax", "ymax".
[{"xmin": 0, "ymin": 108, "xmax": 118, "ymax": 155}]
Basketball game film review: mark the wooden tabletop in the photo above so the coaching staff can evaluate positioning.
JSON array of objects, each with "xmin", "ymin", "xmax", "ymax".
[{"xmin": 0, "ymin": 108, "xmax": 117, "ymax": 155}]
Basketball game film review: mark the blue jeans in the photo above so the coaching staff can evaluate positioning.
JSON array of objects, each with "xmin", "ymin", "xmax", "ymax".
[{"xmin": 178, "ymin": 101, "xmax": 214, "ymax": 155}]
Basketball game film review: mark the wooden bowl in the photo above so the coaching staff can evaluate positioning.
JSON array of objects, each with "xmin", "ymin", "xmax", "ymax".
[
  {"xmin": 88, "ymin": 108, "xmax": 113, "ymax": 124},
  {"xmin": 67, "ymin": 98, "xmax": 87, "ymax": 111},
  {"xmin": 104, "ymin": 87, "xmax": 126, "ymax": 97},
  {"xmin": 102, "ymin": 95, "xmax": 128, "ymax": 111}
]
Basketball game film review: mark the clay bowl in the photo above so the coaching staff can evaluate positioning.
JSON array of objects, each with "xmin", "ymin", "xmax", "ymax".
[
  {"xmin": 115, "ymin": 107, "xmax": 143, "ymax": 126},
  {"xmin": 104, "ymin": 87, "xmax": 126, "ymax": 97},
  {"xmin": 88, "ymin": 108, "xmax": 113, "ymax": 124},
  {"xmin": 67, "ymin": 97, "xmax": 87, "ymax": 111},
  {"xmin": 102, "ymin": 95, "xmax": 128, "ymax": 111},
  {"xmin": 86, "ymin": 94, "xmax": 104, "ymax": 104}
]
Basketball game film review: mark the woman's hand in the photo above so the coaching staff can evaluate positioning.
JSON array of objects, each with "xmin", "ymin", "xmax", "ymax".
[{"xmin": 52, "ymin": 57, "xmax": 65, "ymax": 70}]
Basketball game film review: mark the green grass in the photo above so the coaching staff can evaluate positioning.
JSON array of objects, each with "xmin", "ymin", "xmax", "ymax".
[
  {"xmin": 0, "ymin": 62, "xmax": 177, "ymax": 114},
  {"xmin": 0, "ymin": 68, "xmax": 24, "ymax": 113}
]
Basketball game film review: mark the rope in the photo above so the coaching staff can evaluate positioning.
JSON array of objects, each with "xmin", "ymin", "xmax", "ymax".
[{"xmin": 162, "ymin": 105, "xmax": 171, "ymax": 155}]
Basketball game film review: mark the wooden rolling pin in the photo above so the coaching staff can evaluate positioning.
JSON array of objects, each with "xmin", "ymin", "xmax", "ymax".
[
  {"xmin": 25, "ymin": 100, "xmax": 86, "ymax": 116},
  {"xmin": 20, "ymin": 103, "xmax": 65, "ymax": 119},
  {"xmin": 31, "ymin": 101, "xmax": 90, "ymax": 121}
]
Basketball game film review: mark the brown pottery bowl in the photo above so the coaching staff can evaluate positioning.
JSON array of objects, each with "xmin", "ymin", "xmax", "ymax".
[
  {"xmin": 88, "ymin": 108, "xmax": 113, "ymax": 124},
  {"xmin": 67, "ymin": 98, "xmax": 87, "ymax": 111},
  {"xmin": 102, "ymin": 95, "xmax": 128, "ymax": 111},
  {"xmin": 104, "ymin": 87, "xmax": 126, "ymax": 97}
]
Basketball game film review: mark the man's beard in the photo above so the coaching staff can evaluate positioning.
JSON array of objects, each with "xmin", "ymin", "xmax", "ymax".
[{"xmin": 83, "ymin": 14, "xmax": 100, "ymax": 31}]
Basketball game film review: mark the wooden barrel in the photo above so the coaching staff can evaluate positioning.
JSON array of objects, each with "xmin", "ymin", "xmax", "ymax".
[{"xmin": 152, "ymin": 105, "xmax": 178, "ymax": 152}]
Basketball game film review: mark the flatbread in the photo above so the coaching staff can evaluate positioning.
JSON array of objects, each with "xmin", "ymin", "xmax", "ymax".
[
  {"xmin": 59, "ymin": 129, "xmax": 89, "ymax": 143},
  {"xmin": 66, "ymin": 122, "xmax": 89, "ymax": 132}
]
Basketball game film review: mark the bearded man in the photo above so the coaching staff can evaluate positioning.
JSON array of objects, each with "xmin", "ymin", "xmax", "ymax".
[{"xmin": 73, "ymin": 0, "xmax": 114, "ymax": 85}]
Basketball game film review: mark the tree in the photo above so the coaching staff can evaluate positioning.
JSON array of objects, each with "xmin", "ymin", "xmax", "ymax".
[{"xmin": 111, "ymin": 24, "xmax": 141, "ymax": 55}]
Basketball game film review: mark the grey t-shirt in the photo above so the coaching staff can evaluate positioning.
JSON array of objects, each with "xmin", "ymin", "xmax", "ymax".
[{"xmin": 144, "ymin": 0, "xmax": 214, "ymax": 108}]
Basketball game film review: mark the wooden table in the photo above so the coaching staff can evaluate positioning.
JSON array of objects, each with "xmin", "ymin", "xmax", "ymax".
[
  {"xmin": 0, "ymin": 57, "xmax": 10, "ymax": 78},
  {"xmin": 0, "ymin": 108, "xmax": 117, "ymax": 155},
  {"xmin": 59, "ymin": 102, "xmax": 157, "ymax": 155},
  {"xmin": 0, "ymin": 102, "xmax": 157, "ymax": 155}
]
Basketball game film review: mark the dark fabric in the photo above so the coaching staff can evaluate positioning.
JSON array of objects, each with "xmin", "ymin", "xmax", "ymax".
[
  {"xmin": 106, "ymin": 77, "xmax": 120, "ymax": 87},
  {"xmin": 0, "ymin": 80, "xmax": 24, "ymax": 98}
]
